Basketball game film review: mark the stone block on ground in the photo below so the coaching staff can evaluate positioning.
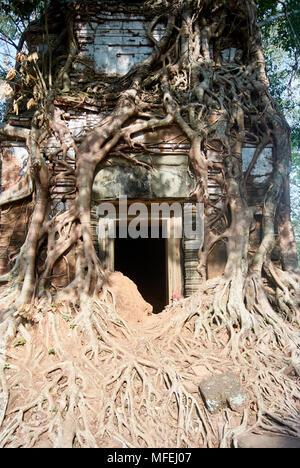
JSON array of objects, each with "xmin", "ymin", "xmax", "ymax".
[
  {"xmin": 237, "ymin": 433, "xmax": 300, "ymax": 449},
  {"xmin": 198, "ymin": 372, "xmax": 248, "ymax": 413}
]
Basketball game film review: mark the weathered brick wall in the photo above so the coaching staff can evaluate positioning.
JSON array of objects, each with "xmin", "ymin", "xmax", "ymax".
[
  {"xmin": 74, "ymin": 3, "xmax": 164, "ymax": 77},
  {"xmin": 0, "ymin": 142, "xmax": 33, "ymax": 275}
]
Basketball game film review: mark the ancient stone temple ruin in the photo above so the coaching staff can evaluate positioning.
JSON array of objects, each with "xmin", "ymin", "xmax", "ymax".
[{"xmin": 0, "ymin": 0, "xmax": 274, "ymax": 312}]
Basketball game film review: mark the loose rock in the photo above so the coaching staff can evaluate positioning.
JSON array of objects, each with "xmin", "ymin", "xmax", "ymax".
[{"xmin": 198, "ymin": 373, "xmax": 248, "ymax": 413}]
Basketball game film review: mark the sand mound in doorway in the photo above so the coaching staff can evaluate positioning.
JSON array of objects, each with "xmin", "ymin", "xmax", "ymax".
[{"xmin": 106, "ymin": 271, "xmax": 153, "ymax": 324}]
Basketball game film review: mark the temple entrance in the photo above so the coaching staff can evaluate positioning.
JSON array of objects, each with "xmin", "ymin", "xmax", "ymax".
[
  {"xmin": 95, "ymin": 205, "xmax": 184, "ymax": 310},
  {"xmin": 114, "ymin": 227, "xmax": 167, "ymax": 313}
]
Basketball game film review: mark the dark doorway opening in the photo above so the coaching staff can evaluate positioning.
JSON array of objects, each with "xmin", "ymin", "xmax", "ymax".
[{"xmin": 114, "ymin": 227, "xmax": 167, "ymax": 314}]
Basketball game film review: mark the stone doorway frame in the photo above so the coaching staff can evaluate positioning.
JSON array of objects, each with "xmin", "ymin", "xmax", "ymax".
[{"xmin": 96, "ymin": 206, "xmax": 184, "ymax": 305}]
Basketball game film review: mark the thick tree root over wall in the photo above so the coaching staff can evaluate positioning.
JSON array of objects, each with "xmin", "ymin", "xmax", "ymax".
[
  {"xmin": 0, "ymin": 282, "xmax": 299, "ymax": 448},
  {"xmin": 0, "ymin": 0, "xmax": 299, "ymax": 448}
]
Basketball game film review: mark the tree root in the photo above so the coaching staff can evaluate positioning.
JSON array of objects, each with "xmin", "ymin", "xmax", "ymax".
[
  {"xmin": 0, "ymin": 283, "xmax": 299, "ymax": 448},
  {"xmin": 0, "ymin": 0, "xmax": 299, "ymax": 449}
]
